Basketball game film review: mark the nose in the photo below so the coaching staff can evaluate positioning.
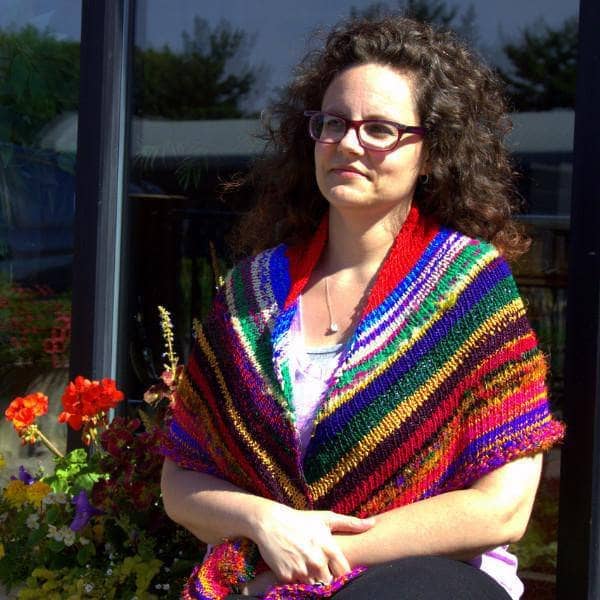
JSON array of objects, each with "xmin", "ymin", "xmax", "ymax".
[{"xmin": 337, "ymin": 124, "xmax": 364, "ymax": 154}]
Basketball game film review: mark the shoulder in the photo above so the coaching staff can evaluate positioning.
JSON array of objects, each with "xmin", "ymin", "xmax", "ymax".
[
  {"xmin": 430, "ymin": 227, "xmax": 524, "ymax": 322},
  {"xmin": 439, "ymin": 226, "xmax": 515, "ymax": 283},
  {"xmin": 218, "ymin": 243, "xmax": 291, "ymax": 314}
]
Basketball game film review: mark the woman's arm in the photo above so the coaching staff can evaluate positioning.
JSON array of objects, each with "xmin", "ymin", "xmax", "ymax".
[
  {"xmin": 160, "ymin": 458, "xmax": 374, "ymax": 583},
  {"xmin": 335, "ymin": 453, "xmax": 543, "ymax": 567}
]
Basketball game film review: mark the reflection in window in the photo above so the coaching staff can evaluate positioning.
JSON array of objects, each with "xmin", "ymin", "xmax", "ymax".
[{"xmin": 0, "ymin": 5, "xmax": 81, "ymax": 476}]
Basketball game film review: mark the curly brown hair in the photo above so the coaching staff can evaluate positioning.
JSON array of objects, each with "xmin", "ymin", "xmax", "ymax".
[{"xmin": 227, "ymin": 15, "xmax": 529, "ymax": 260}]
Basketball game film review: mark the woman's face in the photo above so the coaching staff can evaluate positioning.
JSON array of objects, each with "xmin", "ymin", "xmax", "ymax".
[{"xmin": 314, "ymin": 63, "xmax": 426, "ymax": 215}]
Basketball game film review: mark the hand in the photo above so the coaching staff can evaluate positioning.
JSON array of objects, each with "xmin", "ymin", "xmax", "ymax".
[{"xmin": 251, "ymin": 503, "xmax": 374, "ymax": 585}]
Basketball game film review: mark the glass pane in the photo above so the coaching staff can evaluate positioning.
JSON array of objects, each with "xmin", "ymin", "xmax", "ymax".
[
  {"xmin": 127, "ymin": 3, "xmax": 577, "ymax": 598},
  {"xmin": 0, "ymin": 3, "xmax": 81, "ymax": 476}
]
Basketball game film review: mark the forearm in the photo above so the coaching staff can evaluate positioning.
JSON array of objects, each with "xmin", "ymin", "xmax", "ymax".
[
  {"xmin": 337, "ymin": 454, "xmax": 542, "ymax": 567},
  {"xmin": 336, "ymin": 489, "xmax": 511, "ymax": 566},
  {"xmin": 160, "ymin": 458, "xmax": 275, "ymax": 545}
]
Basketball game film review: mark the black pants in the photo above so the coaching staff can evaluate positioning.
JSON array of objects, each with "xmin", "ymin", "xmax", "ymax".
[{"xmin": 227, "ymin": 556, "xmax": 512, "ymax": 599}]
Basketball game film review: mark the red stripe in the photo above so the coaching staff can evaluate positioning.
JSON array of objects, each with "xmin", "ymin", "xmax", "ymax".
[
  {"xmin": 330, "ymin": 334, "xmax": 542, "ymax": 513},
  {"xmin": 187, "ymin": 354, "xmax": 273, "ymax": 498},
  {"xmin": 364, "ymin": 205, "xmax": 439, "ymax": 313},
  {"xmin": 283, "ymin": 205, "xmax": 440, "ymax": 314}
]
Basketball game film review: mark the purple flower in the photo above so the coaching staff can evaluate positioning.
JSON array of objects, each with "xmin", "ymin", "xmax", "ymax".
[
  {"xmin": 10, "ymin": 466, "xmax": 35, "ymax": 484},
  {"xmin": 70, "ymin": 490, "xmax": 103, "ymax": 532}
]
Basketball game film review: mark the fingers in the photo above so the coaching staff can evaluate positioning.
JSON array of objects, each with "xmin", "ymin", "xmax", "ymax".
[
  {"xmin": 324, "ymin": 543, "xmax": 351, "ymax": 577},
  {"xmin": 324, "ymin": 511, "xmax": 376, "ymax": 533}
]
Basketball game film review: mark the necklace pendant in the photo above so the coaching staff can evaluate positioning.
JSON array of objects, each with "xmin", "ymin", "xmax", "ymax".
[{"xmin": 329, "ymin": 323, "xmax": 339, "ymax": 333}]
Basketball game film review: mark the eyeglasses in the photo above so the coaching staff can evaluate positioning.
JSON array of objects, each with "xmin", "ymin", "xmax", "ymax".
[{"xmin": 304, "ymin": 111, "xmax": 426, "ymax": 152}]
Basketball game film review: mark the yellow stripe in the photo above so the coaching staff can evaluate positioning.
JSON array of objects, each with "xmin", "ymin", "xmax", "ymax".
[
  {"xmin": 194, "ymin": 322, "xmax": 308, "ymax": 508},
  {"xmin": 309, "ymin": 298, "xmax": 527, "ymax": 500}
]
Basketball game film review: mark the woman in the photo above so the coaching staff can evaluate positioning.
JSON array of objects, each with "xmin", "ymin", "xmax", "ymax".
[{"xmin": 161, "ymin": 16, "xmax": 564, "ymax": 600}]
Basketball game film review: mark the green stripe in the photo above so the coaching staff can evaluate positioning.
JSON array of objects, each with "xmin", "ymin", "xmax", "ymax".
[
  {"xmin": 229, "ymin": 263, "xmax": 284, "ymax": 396},
  {"xmin": 332, "ymin": 242, "xmax": 490, "ymax": 391},
  {"xmin": 305, "ymin": 267, "xmax": 520, "ymax": 483}
]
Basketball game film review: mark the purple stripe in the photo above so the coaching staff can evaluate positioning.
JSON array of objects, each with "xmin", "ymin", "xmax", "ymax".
[
  {"xmin": 315, "ymin": 267, "xmax": 523, "ymax": 444},
  {"xmin": 440, "ymin": 403, "xmax": 552, "ymax": 485},
  {"xmin": 188, "ymin": 321, "xmax": 302, "ymax": 499},
  {"xmin": 352, "ymin": 229, "xmax": 456, "ymax": 346}
]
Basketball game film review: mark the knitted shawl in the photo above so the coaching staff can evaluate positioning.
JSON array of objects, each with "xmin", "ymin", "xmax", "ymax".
[{"xmin": 162, "ymin": 206, "xmax": 564, "ymax": 599}]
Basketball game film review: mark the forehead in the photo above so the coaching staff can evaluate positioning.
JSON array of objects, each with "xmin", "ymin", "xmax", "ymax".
[{"xmin": 321, "ymin": 63, "xmax": 418, "ymax": 119}]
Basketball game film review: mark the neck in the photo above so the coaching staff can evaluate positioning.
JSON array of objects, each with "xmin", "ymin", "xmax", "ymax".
[{"xmin": 324, "ymin": 203, "xmax": 411, "ymax": 274}]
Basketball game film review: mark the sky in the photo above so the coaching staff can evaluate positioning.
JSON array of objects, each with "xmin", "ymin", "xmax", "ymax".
[{"xmin": 0, "ymin": 0, "xmax": 580, "ymax": 104}]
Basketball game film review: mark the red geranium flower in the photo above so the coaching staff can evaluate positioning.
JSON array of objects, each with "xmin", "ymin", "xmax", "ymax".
[
  {"xmin": 5, "ymin": 392, "xmax": 48, "ymax": 433},
  {"xmin": 58, "ymin": 376, "xmax": 124, "ymax": 433}
]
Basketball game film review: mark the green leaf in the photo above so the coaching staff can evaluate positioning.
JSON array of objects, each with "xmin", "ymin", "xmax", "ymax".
[
  {"xmin": 28, "ymin": 527, "xmax": 46, "ymax": 545},
  {"xmin": 45, "ymin": 505, "xmax": 61, "ymax": 525},
  {"xmin": 76, "ymin": 543, "xmax": 95, "ymax": 566},
  {"xmin": 46, "ymin": 539, "xmax": 64, "ymax": 553}
]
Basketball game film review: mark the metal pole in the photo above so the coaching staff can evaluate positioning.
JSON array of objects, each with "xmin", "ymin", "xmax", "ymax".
[
  {"xmin": 69, "ymin": 0, "xmax": 133, "ymax": 448},
  {"xmin": 556, "ymin": 0, "xmax": 600, "ymax": 597}
]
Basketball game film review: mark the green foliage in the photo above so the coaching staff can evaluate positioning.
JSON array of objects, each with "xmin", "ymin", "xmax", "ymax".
[
  {"xmin": 0, "ymin": 427, "xmax": 200, "ymax": 598},
  {"xmin": 0, "ymin": 26, "xmax": 79, "ymax": 149},
  {"xmin": 134, "ymin": 16, "xmax": 261, "ymax": 119},
  {"xmin": 43, "ymin": 449, "xmax": 104, "ymax": 495},
  {"xmin": 500, "ymin": 16, "xmax": 578, "ymax": 111}
]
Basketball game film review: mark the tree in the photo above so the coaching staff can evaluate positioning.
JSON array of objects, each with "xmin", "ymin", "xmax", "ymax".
[
  {"xmin": 350, "ymin": 0, "xmax": 478, "ymax": 43},
  {"xmin": 0, "ymin": 26, "xmax": 80, "ymax": 149},
  {"xmin": 500, "ymin": 16, "xmax": 578, "ymax": 111},
  {"xmin": 134, "ymin": 17, "xmax": 264, "ymax": 120}
]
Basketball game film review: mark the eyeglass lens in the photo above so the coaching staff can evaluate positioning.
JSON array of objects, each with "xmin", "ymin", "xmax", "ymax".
[{"xmin": 309, "ymin": 113, "xmax": 399, "ymax": 150}]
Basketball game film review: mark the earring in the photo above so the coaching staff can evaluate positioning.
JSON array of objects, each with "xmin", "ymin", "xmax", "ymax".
[{"xmin": 420, "ymin": 174, "xmax": 429, "ymax": 185}]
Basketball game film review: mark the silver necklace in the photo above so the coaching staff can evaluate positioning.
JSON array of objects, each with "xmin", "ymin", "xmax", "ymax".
[{"xmin": 324, "ymin": 276, "xmax": 339, "ymax": 334}]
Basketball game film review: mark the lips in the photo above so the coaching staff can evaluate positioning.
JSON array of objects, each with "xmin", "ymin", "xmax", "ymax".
[{"xmin": 330, "ymin": 165, "xmax": 369, "ymax": 178}]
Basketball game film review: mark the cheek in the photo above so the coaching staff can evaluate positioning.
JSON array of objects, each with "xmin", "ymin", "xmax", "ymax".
[{"xmin": 314, "ymin": 145, "xmax": 328, "ymax": 193}]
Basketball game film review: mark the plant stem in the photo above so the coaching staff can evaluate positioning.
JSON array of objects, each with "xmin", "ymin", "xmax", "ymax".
[{"xmin": 36, "ymin": 429, "xmax": 64, "ymax": 458}]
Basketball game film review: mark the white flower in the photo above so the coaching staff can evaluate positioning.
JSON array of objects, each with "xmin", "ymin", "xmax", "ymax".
[
  {"xmin": 155, "ymin": 584, "xmax": 163, "ymax": 590},
  {"xmin": 46, "ymin": 524, "xmax": 63, "ymax": 542},
  {"xmin": 80, "ymin": 536, "xmax": 90, "ymax": 545},
  {"xmin": 106, "ymin": 568, "xmax": 113, "ymax": 576},
  {"xmin": 164, "ymin": 567, "xmax": 171, "ymax": 573},
  {"xmin": 62, "ymin": 528, "xmax": 76, "ymax": 547},
  {"xmin": 26, "ymin": 513, "xmax": 40, "ymax": 530},
  {"xmin": 47, "ymin": 525, "xmax": 76, "ymax": 546},
  {"xmin": 42, "ymin": 492, "xmax": 67, "ymax": 506},
  {"xmin": 163, "ymin": 584, "xmax": 170, "ymax": 591},
  {"xmin": 84, "ymin": 583, "xmax": 94, "ymax": 593}
]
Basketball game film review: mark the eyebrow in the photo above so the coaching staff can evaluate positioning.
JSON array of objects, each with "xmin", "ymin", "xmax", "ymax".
[{"xmin": 320, "ymin": 108, "xmax": 411, "ymax": 123}]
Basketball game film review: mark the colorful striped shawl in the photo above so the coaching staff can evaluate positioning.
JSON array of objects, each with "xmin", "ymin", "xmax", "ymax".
[{"xmin": 163, "ymin": 206, "xmax": 564, "ymax": 599}]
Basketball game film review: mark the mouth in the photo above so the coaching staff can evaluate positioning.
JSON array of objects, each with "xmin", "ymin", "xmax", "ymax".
[{"xmin": 330, "ymin": 166, "xmax": 369, "ymax": 179}]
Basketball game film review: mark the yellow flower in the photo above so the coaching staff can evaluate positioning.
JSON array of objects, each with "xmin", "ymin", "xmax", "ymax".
[
  {"xmin": 0, "ymin": 542, "xmax": 5, "ymax": 559},
  {"xmin": 0, "ymin": 453, "xmax": 6, "ymax": 470},
  {"xmin": 3, "ymin": 479, "xmax": 27, "ymax": 507},
  {"xmin": 26, "ymin": 481, "xmax": 52, "ymax": 508}
]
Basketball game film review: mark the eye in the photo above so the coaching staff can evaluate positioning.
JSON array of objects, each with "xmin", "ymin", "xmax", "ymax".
[
  {"xmin": 362, "ymin": 121, "xmax": 397, "ymax": 139},
  {"xmin": 322, "ymin": 115, "xmax": 346, "ymax": 134}
]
